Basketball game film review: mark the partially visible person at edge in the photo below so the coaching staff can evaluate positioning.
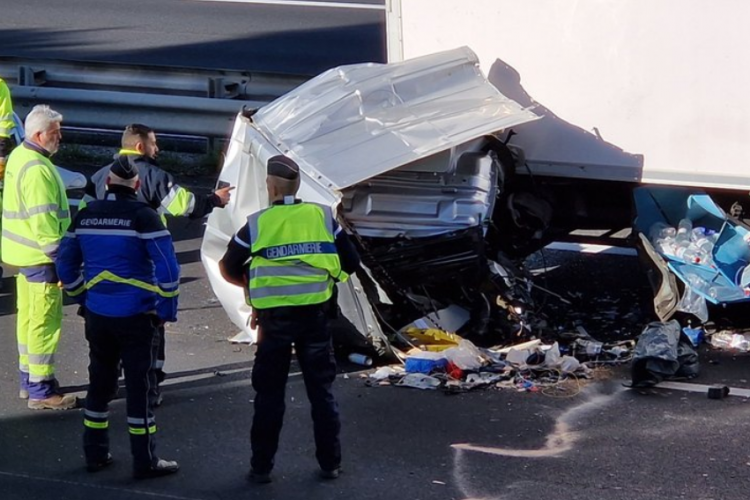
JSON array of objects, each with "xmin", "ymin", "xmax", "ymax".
[
  {"xmin": 57, "ymin": 157, "xmax": 181, "ymax": 479},
  {"xmin": 219, "ymin": 154, "xmax": 361, "ymax": 484},
  {"xmin": 0, "ymin": 104, "xmax": 76, "ymax": 410},
  {"xmin": 0, "ymin": 76, "xmax": 20, "ymax": 286},
  {"xmin": 83, "ymin": 123, "xmax": 234, "ymax": 404}
]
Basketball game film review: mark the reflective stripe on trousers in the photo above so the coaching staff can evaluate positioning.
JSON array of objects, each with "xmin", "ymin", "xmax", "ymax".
[{"xmin": 15, "ymin": 274, "xmax": 62, "ymax": 396}]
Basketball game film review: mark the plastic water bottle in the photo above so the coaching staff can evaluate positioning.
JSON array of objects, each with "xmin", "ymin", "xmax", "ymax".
[
  {"xmin": 674, "ymin": 244, "xmax": 705, "ymax": 264},
  {"xmin": 649, "ymin": 222, "xmax": 676, "ymax": 242},
  {"xmin": 675, "ymin": 219, "xmax": 693, "ymax": 243},
  {"xmin": 348, "ymin": 353, "xmax": 373, "ymax": 366},
  {"xmin": 694, "ymin": 237, "xmax": 714, "ymax": 254},
  {"xmin": 655, "ymin": 237, "xmax": 677, "ymax": 257}
]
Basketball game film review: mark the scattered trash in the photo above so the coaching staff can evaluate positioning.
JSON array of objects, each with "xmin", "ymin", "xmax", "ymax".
[
  {"xmin": 396, "ymin": 373, "xmax": 442, "ymax": 390},
  {"xmin": 682, "ymin": 326, "xmax": 705, "ymax": 347},
  {"xmin": 432, "ymin": 480, "xmax": 446, "ymax": 486},
  {"xmin": 442, "ymin": 340, "xmax": 484, "ymax": 370},
  {"xmin": 402, "ymin": 328, "xmax": 462, "ymax": 351},
  {"xmin": 366, "ymin": 327, "xmax": 628, "ymax": 394},
  {"xmin": 370, "ymin": 366, "xmax": 405, "ymax": 381},
  {"xmin": 676, "ymin": 276, "xmax": 709, "ymax": 323},
  {"xmin": 348, "ymin": 353, "xmax": 373, "ymax": 366},
  {"xmin": 630, "ymin": 320, "xmax": 700, "ymax": 388},
  {"xmin": 709, "ymin": 331, "xmax": 750, "ymax": 351},
  {"xmin": 707, "ymin": 385, "xmax": 730, "ymax": 400},
  {"xmin": 405, "ymin": 351, "xmax": 448, "ymax": 374}
]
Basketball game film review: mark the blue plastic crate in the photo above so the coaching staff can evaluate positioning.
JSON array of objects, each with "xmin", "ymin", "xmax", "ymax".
[{"xmin": 634, "ymin": 186, "xmax": 750, "ymax": 305}]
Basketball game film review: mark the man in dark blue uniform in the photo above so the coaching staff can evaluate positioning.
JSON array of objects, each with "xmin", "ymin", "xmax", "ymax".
[
  {"xmin": 83, "ymin": 124, "xmax": 233, "ymax": 401},
  {"xmin": 57, "ymin": 157, "xmax": 181, "ymax": 479},
  {"xmin": 219, "ymin": 155, "xmax": 360, "ymax": 483}
]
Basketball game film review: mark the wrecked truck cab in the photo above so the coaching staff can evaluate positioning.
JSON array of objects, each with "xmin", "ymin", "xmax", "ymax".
[{"xmin": 201, "ymin": 47, "xmax": 541, "ymax": 348}]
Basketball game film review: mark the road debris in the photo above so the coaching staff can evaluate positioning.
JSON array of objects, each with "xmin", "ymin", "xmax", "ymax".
[{"xmin": 364, "ymin": 327, "xmax": 631, "ymax": 395}]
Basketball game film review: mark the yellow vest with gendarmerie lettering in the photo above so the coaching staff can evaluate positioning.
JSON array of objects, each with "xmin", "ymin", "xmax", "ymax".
[
  {"xmin": 247, "ymin": 202, "xmax": 348, "ymax": 309},
  {"xmin": 1, "ymin": 144, "xmax": 70, "ymax": 266}
]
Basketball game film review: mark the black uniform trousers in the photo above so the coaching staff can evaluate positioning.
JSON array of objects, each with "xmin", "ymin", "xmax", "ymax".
[
  {"xmin": 155, "ymin": 325, "xmax": 166, "ymax": 384},
  {"xmin": 251, "ymin": 304, "xmax": 341, "ymax": 473},
  {"xmin": 83, "ymin": 311, "xmax": 160, "ymax": 471}
]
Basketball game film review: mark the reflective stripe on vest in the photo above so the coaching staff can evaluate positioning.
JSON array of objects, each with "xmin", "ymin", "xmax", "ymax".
[
  {"xmin": 85, "ymin": 270, "xmax": 179, "ymax": 298},
  {"xmin": 0, "ymin": 151, "xmax": 70, "ymax": 266},
  {"xmin": 247, "ymin": 202, "xmax": 347, "ymax": 309},
  {"xmin": 161, "ymin": 185, "xmax": 196, "ymax": 217}
]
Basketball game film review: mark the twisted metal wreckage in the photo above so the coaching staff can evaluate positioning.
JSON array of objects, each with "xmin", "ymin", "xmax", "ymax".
[{"xmin": 201, "ymin": 48, "xmax": 591, "ymax": 360}]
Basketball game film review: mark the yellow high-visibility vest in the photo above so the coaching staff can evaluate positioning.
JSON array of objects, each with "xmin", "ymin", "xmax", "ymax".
[{"xmin": 247, "ymin": 202, "xmax": 347, "ymax": 309}]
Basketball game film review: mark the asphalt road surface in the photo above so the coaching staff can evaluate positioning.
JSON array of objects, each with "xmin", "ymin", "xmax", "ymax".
[
  {"xmin": 2, "ymin": 190, "xmax": 750, "ymax": 499},
  {"xmin": 0, "ymin": 0, "xmax": 386, "ymax": 74}
]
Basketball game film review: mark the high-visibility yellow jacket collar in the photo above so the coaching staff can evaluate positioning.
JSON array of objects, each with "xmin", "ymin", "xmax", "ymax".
[{"xmin": 23, "ymin": 140, "xmax": 52, "ymax": 158}]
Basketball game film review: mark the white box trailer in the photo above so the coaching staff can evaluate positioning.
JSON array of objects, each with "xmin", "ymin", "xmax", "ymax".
[
  {"xmin": 204, "ymin": 1, "xmax": 750, "ymax": 343},
  {"xmin": 387, "ymin": 0, "xmax": 750, "ymax": 195}
]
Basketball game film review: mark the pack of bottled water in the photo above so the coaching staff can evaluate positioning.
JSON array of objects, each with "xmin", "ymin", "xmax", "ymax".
[
  {"xmin": 650, "ymin": 220, "xmax": 750, "ymax": 301},
  {"xmin": 649, "ymin": 219, "xmax": 717, "ymax": 267}
]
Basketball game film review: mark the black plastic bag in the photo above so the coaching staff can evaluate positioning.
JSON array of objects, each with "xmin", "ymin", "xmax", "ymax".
[{"xmin": 631, "ymin": 320, "xmax": 700, "ymax": 387}]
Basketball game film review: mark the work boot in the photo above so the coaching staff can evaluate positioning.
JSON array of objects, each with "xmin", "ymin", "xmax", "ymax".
[
  {"xmin": 133, "ymin": 459, "xmax": 180, "ymax": 479},
  {"xmin": 27, "ymin": 393, "xmax": 78, "ymax": 410},
  {"xmin": 319, "ymin": 467, "xmax": 341, "ymax": 480},
  {"xmin": 86, "ymin": 453, "xmax": 114, "ymax": 473},
  {"xmin": 247, "ymin": 469, "xmax": 272, "ymax": 484},
  {"xmin": 19, "ymin": 389, "xmax": 29, "ymax": 400}
]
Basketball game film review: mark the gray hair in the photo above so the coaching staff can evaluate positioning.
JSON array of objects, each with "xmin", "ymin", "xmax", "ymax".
[{"xmin": 24, "ymin": 105, "xmax": 63, "ymax": 137}]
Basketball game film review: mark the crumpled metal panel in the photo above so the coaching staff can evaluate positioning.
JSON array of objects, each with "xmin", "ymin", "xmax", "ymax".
[
  {"xmin": 202, "ymin": 47, "xmax": 540, "ymax": 344},
  {"xmin": 341, "ymin": 141, "xmax": 499, "ymax": 238},
  {"xmin": 253, "ymin": 46, "xmax": 540, "ymax": 191},
  {"xmin": 200, "ymin": 118, "xmax": 385, "ymax": 345}
]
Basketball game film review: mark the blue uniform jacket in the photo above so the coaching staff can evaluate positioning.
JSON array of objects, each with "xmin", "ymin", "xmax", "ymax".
[{"xmin": 56, "ymin": 186, "xmax": 180, "ymax": 321}]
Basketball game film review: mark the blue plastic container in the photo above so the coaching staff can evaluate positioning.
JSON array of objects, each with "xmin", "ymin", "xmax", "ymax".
[{"xmin": 405, "ymin": 357, "xmax": 448, "ymax": 374}]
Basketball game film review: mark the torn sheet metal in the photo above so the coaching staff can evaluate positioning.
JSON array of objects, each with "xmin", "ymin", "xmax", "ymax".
[
  {"xmin": 253, "ymin": 46, "xmax": 540, "ymax": 191},
  {"xmin": 202, "ymin": 47, "xmax": 540, "ymax": 345}
]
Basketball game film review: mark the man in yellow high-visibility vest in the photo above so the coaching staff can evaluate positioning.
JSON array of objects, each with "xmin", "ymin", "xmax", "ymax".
[
  {"xmin": 219, "ymin": 155, "xmax": 360, "ymax": 483},
  {"xmin": 1, "ymin": 104, "xmax": 77, "ymax": 410},
  {"xmin": 0, "ymin": 77, "xmax": 19, "ymax": 286}
]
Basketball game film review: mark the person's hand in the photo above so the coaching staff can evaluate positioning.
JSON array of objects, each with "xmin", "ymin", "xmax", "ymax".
[
  {"xmin": 213, "ymin": 186, "xmax": 235, "ymax": 207},
  {"xmin": 250, "ymin": 308, "xmax": 259, "ymax": 330}
]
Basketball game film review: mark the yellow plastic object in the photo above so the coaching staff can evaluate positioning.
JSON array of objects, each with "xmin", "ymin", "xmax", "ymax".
[{"xmin": 404, "ymin": 328, "xmax": 463, "ymax": 352}]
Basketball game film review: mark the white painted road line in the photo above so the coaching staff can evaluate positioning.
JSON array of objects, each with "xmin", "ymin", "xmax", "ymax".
[
  {"xmin": 655, "ymin": 381, "xmax": 750, "ymax": 398},
  {"xmin": 188, "ymin": 0, "xmax": 385, "ymax": 10}
]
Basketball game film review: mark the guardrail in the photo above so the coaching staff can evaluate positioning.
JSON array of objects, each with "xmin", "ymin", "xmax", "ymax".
[{"xmin": 1, "ymin": 57, "xmax": 309, "ymax": 143}]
